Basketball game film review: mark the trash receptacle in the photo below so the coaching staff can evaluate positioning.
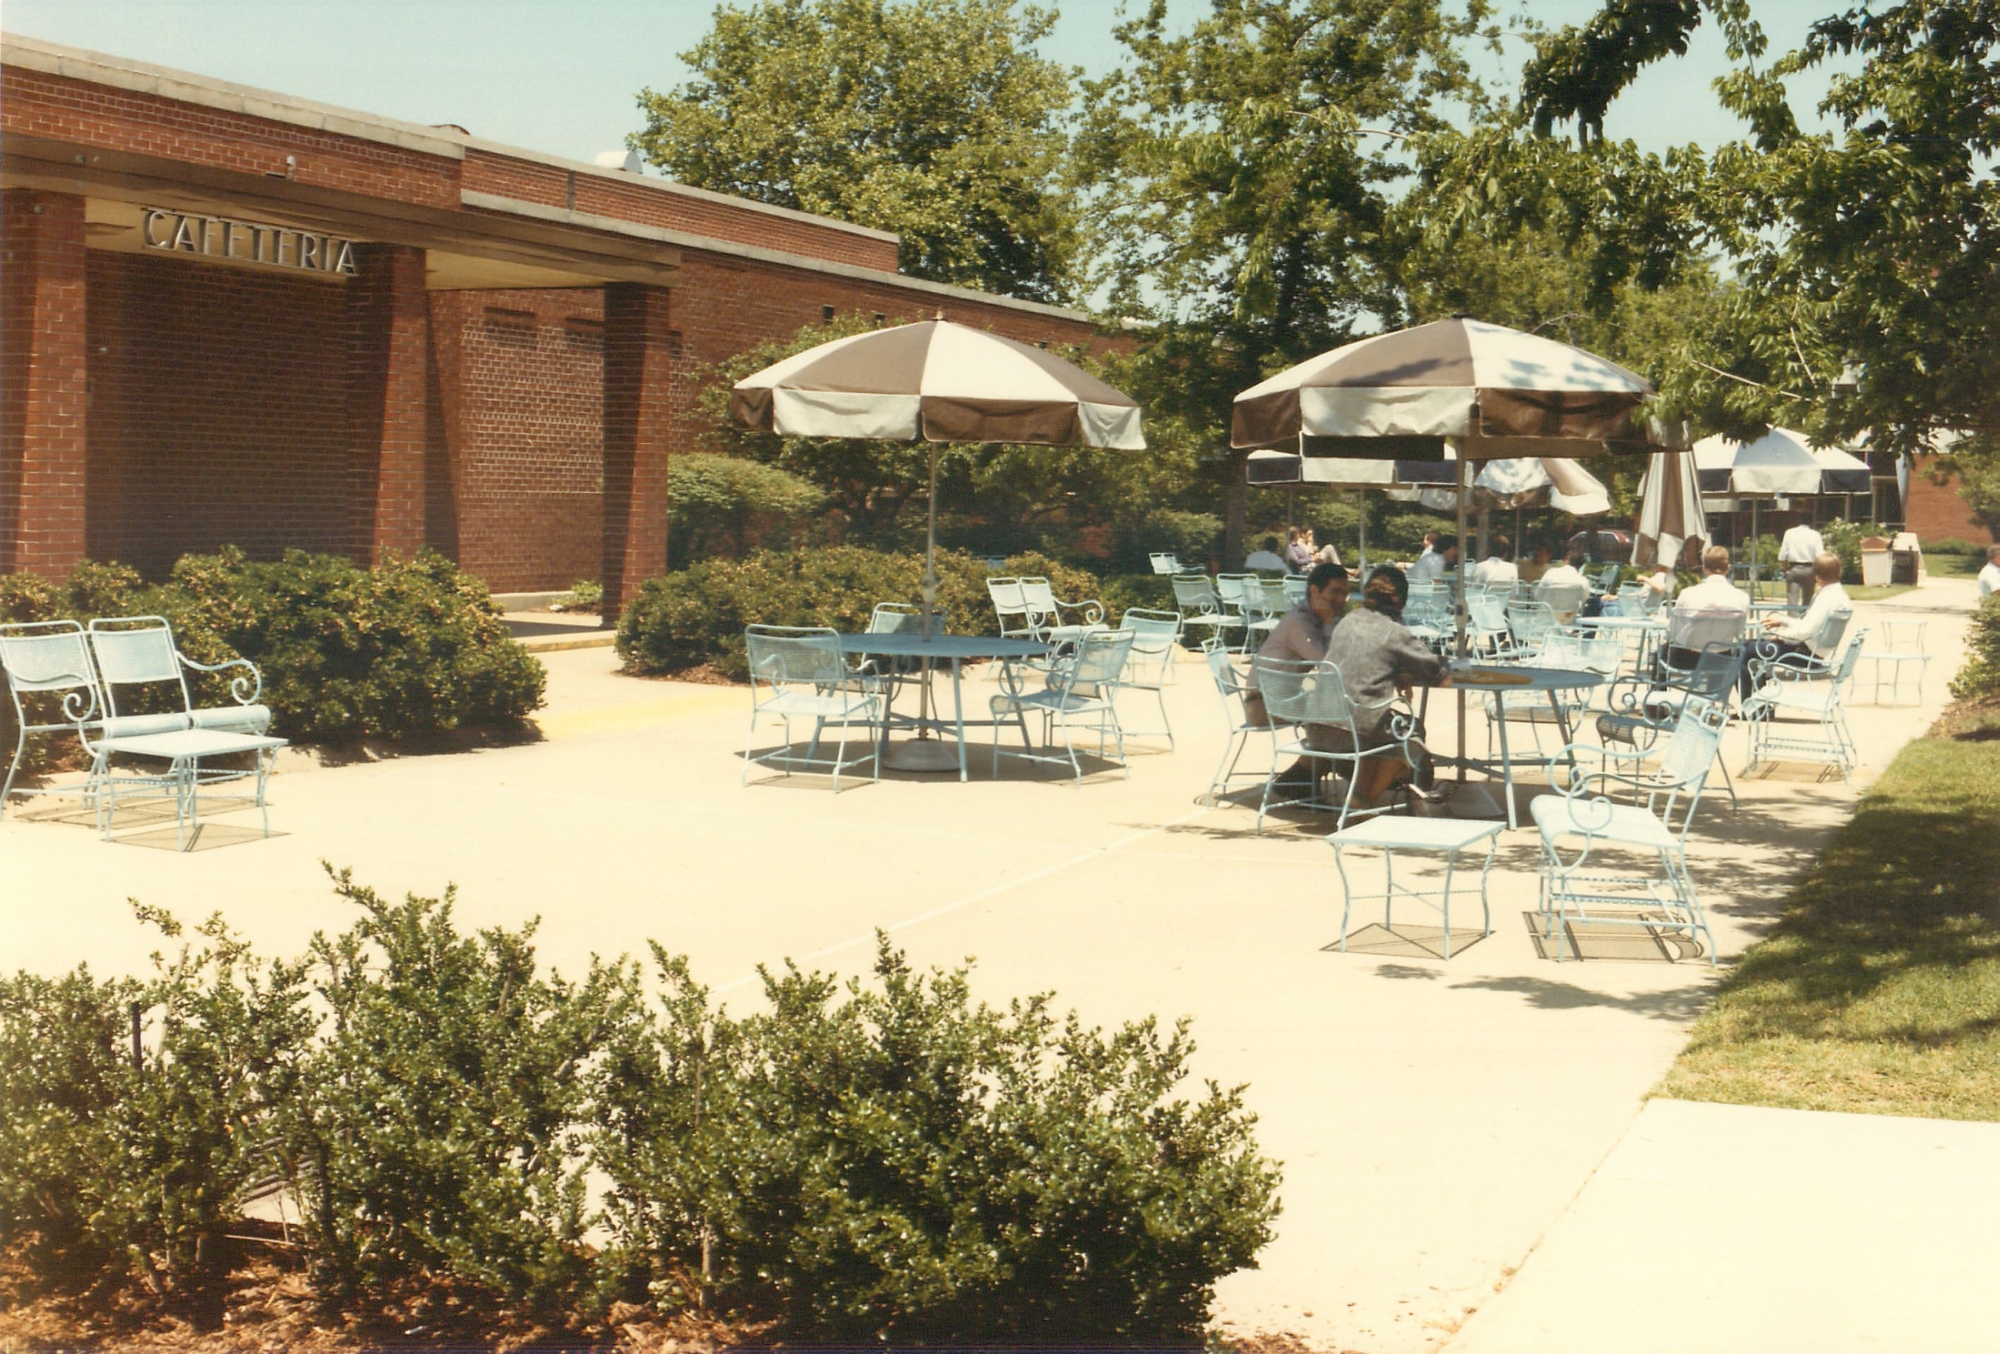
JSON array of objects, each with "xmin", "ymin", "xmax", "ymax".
[
  {"xmin": 1860, "ymin": 535, "xmax": 1893, "ymax": 587},
  {"xmin": 1892, "ymin": 531, "xmax": 1925, "ymax": 585}
]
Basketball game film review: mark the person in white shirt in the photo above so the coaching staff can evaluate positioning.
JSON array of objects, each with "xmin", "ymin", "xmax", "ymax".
[
  {"xmin": 1538, "ymin": 552, "xmax": 1587, "ymax": 592},
  {"xmin": 1536, "ymin": 551, "xmax": 1590, "ymax": 622},
  {"xmin": 1779, "ymin": 521, "xmax": 1826, "ymax": 606},
  {"xmin": 1673, "ymin": 545, "xmax": 1751, "ymax": 616},
  {"xmin": 1979, "ymin": 545, "xmax": 2000, "ymax": 602},
  {"xmin": 1244, "ymin": 535, "xmax": 1288, "ymax": 572},
  {"xmin": 1754, "ymin": 553, "xmax": 1851, "ymax": 671},
  {"xmin": 1640, "ymin": 564, "xmax": 1675, "ymax": 600},
  {"xmin": 1470, "ymin": 539, "xmax": 1518, "ymax": 588},
  {"xmin": 1409, "ymin": 535, "xmax": 1457, "ymax": 583}
]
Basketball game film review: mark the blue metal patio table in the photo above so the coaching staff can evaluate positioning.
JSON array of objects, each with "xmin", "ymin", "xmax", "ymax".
[
  {"xmin": 834, "ymin": 633, "xmax": 1050, "ymax": 782},
  {"xmin": 1420, "ymin": 663, "xmax": 1606, "ymax": 830}
]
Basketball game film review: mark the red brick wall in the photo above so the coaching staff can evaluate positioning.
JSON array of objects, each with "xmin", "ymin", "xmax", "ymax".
[
  {"xmin": 349, "ymin": 244, "xmax": 430, "ymax": 561},
  {"xmin": 1, "ymin": 68, "xmax": 461, "ymax": 209},
  {"xmin": 82, "ymin": 250, "xmax": 352, "ymax": 576},
  {"xmin": 575, "ymin": 175, "xmax": 901, "ymax": 272},
  {"xmin": 1, "ymin": 190, "xmax": 89, "ymax": 576},
  {"xmin": 1905, "ymin": 455, "xmax": 1998, "ymax": 545},
  {"xmin": 428, "ymin": 288, "xmax": 606, "ymax": 592},
  {"xmin": 602, "ymin": 284, "xmax": 674, "ymax": 614}
]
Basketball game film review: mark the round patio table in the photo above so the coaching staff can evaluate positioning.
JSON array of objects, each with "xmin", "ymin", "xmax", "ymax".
[
  {"xmin": 1578, "ymin": 613, "xmax": 1667, "ymax": 677},
  {"xmin": 834, "ymin": 633, "xmax": 1050, "ymax": 782},
  {"xmin": 1418, "ymin": 663, "xmax": 1605, "ymax": 829}
]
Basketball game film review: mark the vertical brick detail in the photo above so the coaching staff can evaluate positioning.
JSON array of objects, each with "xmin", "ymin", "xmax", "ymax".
[
  {"xmin": 1, "ymin": 189, "xmax": 89, "ymax": 576},
  {"xmin": 601, "ymin": 283, "xmax": 672, "ymax": 614},
  {"xmin": 348, "ymin": 243, "xmax": 429, "ymax": 563}
]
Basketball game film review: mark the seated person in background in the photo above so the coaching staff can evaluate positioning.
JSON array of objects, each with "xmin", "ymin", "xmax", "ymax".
[
  {"xmin": 1414, "ymin": 530, "xmax": 1440, "ymax": 569},
  {"xmin": 1243, "ymin": 562, "xmax": 1348, "ymax": 787},
  {"xmin": 1324, "ymin": 567, "xmax": 1453, "ymax": 807},
  {"xmin": 1640, "ymin": 562, "xmax": 1675, "ymax": 600},
  {"xmin": 1284, "ymin": 526, "xmax": 1314, "ymax": 573},
  {"xmin": 1537, "ymin": 551, "xmax": 1590, "ymax": 622},
  {"xmin": 1244, "ymin": 534, "xmax": 1288, "ymax": 572},
  {"xmin": 1314, "ymin": 539, "xmax": 1343, "ymax": 567},
  {"xmin": 1519, "ymin": 543, "xmax": 1553, "ymax": 583},
  {"xmin": 1409, "ymin": 534, "xmax": 1457, "ymax": 583},
  {"xmin": 1753, "ymin": 552, "xmax": 1851, "ymax": 666},
  {"xmin": 1470, "ymin": 538, "xmax": 1518, "ymax": 588},
  {"xmin": 1664, "ymin": 545, "xmax": 1750, "ymax": 670},
  {"xmin": 1979, "ymin": 544, "xmax": 2000, "ymax": 601}
]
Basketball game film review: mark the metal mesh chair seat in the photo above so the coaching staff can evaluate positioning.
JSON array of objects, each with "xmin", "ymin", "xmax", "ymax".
[
  {"xmin": 743, "ymin": 625, "xmax": 883, "ymax": 791},
  {"xmin": 1532, "ymin": 794, "xmax": 1678, "ymax": 851},
  {"xmin": 1, "ymin": 621, "xmax": 104, "ymax": 814}
]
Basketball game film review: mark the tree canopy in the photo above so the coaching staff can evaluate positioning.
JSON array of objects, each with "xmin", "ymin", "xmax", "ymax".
[{"xmin": 631, "ymin": 0, "xmax": 1082, "ymax": 303}]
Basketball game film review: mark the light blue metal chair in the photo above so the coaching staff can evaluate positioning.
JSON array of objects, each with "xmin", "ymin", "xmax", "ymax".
[
  {"xmin": 1018, "ymin": 577, "xmax": 1107, "ymax": 650},
  {"xmin": 1112, "ymin": 608, "xmax": 1182, "ymax": 749},
  {"xmin": 0, "ymin": 620, "xmax": 102, "ymax": 816},
  {"xmin": 1743, "ymin": 625, "xmax": 1867, "ymax": 781},
  {"xmin": 990, "ymin": 629, "xmax": 1135, "ymax": 782},
  {"xmin": 1252, "ymin": 656, "xmax": 1418, "ymax": 835},
  {"xmin": 86, "ymin": 616, "xmax": 269, "ymax": 741},
  {"xmin": 1532, "ymin": 698, "xmax": 1727, "ymax": 965},
  {"xmin": 742, "ymin": 624, "xmax": 883, "ymax": 792},
  {"xmin": 1201, "ymin": 640, "xmax": 1279, "ymax": 807},
  {"xmin": 1149, "ymin": 552, "xmax": 1183, "ymax": 575},
  {"xmin": 1170, "ymin": 573, "xmax": 1244, "ymax": 651}
]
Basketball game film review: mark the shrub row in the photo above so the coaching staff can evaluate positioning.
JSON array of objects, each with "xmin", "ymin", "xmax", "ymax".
[
  {"xmin": 0, "ymin": 548, "xmax": 544, "ymax": 749},
  {"xmin": 0, "ymin": 875, "xmax": 1281, "ymax": 1345},
  {"xmin": 1951, "ymin": 595, "xmax": 2000, "ymax": 702},
  {"xmin": 616, "ymin": 547, "xmax": 1107, "ymax": 680}
]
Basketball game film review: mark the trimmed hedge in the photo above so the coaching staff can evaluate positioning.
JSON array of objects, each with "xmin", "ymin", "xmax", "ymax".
[
  {"xmin": 617, "ymin": 547, "xmax": 1106, "ymax": 680},
  {"xmin": 1, "ymin": 549, "xmax": 544, "ymax": 747},
  {"xmin": 1, "ymin": 877, "xmax": 1281, "ymax": 1345}
]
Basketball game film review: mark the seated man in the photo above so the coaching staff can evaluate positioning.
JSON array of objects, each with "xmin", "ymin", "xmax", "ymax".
[
  {"xmin": 1471, "ymin": 539, "xmax": 1518, "ymax": 588},
  {"xmin": 1666, "ymin": 544, "xmax": 1751, "ymax": 671},
  {"xmin": 1536, "ymin": 550, "xmax": 1590, "ymax": 622},
  {"xmin": 1285, "ymin": 526, "xmax": 1315, "ymax": 573},
  {"xmin": 1409, "ymin": 534, "xmax": 1457, "ymax": 583},
  {"xmin": 1752, "ymin": 551, "xmax": 1851, "ymax": 668},
  {"xmin": 1243, "ymin": 561, "xmax": 1349, "ymax": 777},
  {"xmin": 1324, "ymin": 566, "xmax": 1453, "ymax": 806},
  {"xmin": 1244, "ymin": 534, "xmax": 1288, "ymax": 572}
]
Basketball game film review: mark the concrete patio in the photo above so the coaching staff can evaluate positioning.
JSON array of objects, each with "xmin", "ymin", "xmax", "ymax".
[{"xmin": 0, "ymin": 578, "xmax": 1978, "ymax": 1353}]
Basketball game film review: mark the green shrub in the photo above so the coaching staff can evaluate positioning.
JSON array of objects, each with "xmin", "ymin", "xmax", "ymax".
[
  {"xmin": 1, "ymin": 549, "xmax": 544, "ymax": 747},
  {"xmin": 617, "ymin": 547, "xmax": 1106, "ymax": 679},
  {"xmin": 1118, "ymin": 509, "xmax": 1221, "ymax": 574},
  {"xmin": 670, "ymin": 453, "xmax": 826, "ymax": 569},
  {"xmin": 594, "ymin": 939, "xmax": 1281, "ymax": 1344},
  {"xmin": 1101, "ymin": 572, "xmax": 1174, "ymax": 619},
  {"xmin": 551, "ymin": 578, "xmax": 603, "ymax": 614},
  {"xmin": 1951, "ymin": 596, "xmax": 2000, "ymax": 701},
  {"xmin": 1817, "ymin": 518, "xmax": 1895, "ymax": 584}
]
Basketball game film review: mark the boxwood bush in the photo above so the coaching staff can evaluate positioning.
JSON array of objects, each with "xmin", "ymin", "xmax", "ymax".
[
  {"xmin": 0, "ymin": 548, "xmax": 544, "ymax": 748},
  {"xmin": 0, "ymin": 877, "xmax": 1281, "ymax": 1347},
  {"xmin": 616, "ymin": 547, "xmax": 1106, "ymax": 680}
]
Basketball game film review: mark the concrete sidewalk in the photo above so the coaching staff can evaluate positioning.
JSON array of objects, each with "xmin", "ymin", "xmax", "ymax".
[
  {"xmin": 1446, "ymin": 1098, "xmax": 2000, "ymax": 1354},
  {"xmin": 0, "ymin": 577, "xmax": 1978, "ymax": 1352}
]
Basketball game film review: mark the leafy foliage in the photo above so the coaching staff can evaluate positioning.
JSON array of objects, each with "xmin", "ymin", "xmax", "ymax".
[
  {"xmin": 0, "ymin": 550, "xmax": 544, "ymax": 748},
  {"xmin": 614, "ymin": 546, "xmax": 1104, "ymax": 680},
  {"xmin": 632, "ymin": 0, "xmax": 1082, "ymax": 302},
  {"xmin": 1951, "ymin": 595, "xmax": 2000, "ymax": 701},
  {"xmin": 670, "ymin": 453, "xmax": 826, "ymax": 569},
  {"xmin": 2, "ymin": 882, "xmax": 1280, "ymax": 1344}
]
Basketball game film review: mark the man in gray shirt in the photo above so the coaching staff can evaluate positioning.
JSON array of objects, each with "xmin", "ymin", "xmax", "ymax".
[{"xmin": 1326, "ymin": 566, "xmax": 1452, "ymax": 805}]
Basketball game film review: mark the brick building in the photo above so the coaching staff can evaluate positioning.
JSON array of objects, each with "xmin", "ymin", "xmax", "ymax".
[{"xmin": 0, "ymin": 34, "xmax": 1110, "ymax": 609}]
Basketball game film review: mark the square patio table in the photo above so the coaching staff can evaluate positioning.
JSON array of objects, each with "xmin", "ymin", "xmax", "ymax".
[
  {"xmin": 1420, "ymin": 664, "xmax": 1605, "ymax": 829},
  {"xmin": 1328, "ymin": 815, "xmax": 1502, "ymax": 958},
  {"xmin": 834, "ymin": 633, "xmax": 1049, "ymax": 782},
  {"xmin": 91, "ymin": 727, "xmax": 287, "ymax": 849}
]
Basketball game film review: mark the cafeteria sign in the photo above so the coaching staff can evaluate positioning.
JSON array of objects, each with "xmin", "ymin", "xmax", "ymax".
[{"xmin": 142, "ymin": 208, "xmax": 358, "ymax": 276}]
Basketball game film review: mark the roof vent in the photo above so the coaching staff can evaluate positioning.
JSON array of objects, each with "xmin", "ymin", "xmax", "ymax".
[{"xmin": 595, "ymin": 150, "xmax": 643, "ymax": 174}]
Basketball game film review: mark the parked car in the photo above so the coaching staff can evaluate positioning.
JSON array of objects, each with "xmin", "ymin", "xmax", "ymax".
[{"xmin": 1566, "ymin": 527, "xmax": 1634, "ymax": 563}]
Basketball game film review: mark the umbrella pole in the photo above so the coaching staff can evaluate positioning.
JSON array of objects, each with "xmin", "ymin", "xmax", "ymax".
[
  {"xmin": 1358, "ymin": 492, "xmax": 1368, "ymax": 575},
  {"xmin": 1455, "ymin": 452, "xmax": 1468, "ymax": 786},
  {"xmin": 887, "ymin": 442, "xmax": 960, "ymax": 773}
]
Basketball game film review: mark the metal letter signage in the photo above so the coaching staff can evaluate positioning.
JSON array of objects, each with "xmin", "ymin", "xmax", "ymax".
[{"xmin": 141, "ymin": 208, "xmax": 360, "ymax": 276}]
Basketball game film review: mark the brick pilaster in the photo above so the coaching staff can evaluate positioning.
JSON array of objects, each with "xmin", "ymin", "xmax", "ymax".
[
  {"xmin": 0, "ymin": 190, "xmax": 89, "ymax": 577},
  {"xmin": 348, "ymin": 243, "xmax": 429, "ymax": 563},
  {"xmin": 602, "ymin": 283, "xmax": 673, "ymax": 616}
]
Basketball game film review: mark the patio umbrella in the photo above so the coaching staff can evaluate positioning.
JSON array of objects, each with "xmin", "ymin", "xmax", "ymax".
[
  {"xmin": 1693, "ymin": 428, "xmax": 1825, "ymax": 592},
  {"xmin": 1231, "ymin": 317, "xmax": 1661, "ymax": 460},
  {"xmin": 731, "ymin": 319, "xmax": 1145, "ymax": 768},
  {"xmin": 1635, "ymin": 449, "xmax": 1709, "ymax": 570},
  {"xmin": 1246, "ymin": 449, "xmax": 1446, "ymax": 571}
]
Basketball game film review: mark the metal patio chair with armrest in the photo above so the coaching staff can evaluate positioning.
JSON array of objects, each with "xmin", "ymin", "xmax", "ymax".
[
  {"xmin": 849, "ymin": 601, "xmax": 943, "ymax": 701},
  {"xmin": 1537, "ymin": 580, "xmax": 1589, "ymax": 624},
  {"xmin": 1858, "ymin": 620, "xmax": 1929, "ymax": 706},
  {"xmin": 1170, "ymin": 573, "xmax": 1245, "ymax": 652},
  {"xmin": 987, "ymin": 577, "xmax": 1039, "ymax": 642},
  {"xmin": 1018, "ymin": 577, "xmax": 1107, "ymax": 650},
  {"xmin": 1239, "ymin": 578, "xmax": 1290, "ymax": 652},
  {"xmin": 990, "ymin": 629, "xmax": 1136, "ymax": 783},
  {"xmin": 742, "ymin": 624, "xmax": 884, "ymax": 792},
  {"xmin": 1, "ymin": 620, "xmax": 104, "ymax": 816},
  {"xmin": 1215, "ymin": 573, "xmax": 1262, "ymax": 653},
  {"xmin": 1598, "ymin": 643, "xmax": 1744, "ymax": 809},
  {"xmin": 1110, "ymin": 608, "xmax": 1182, "ymax": 748},
  {"xmin": 1532, "ymin": 698, "xmax": 1728, "ymax": 966},
  {"xmin": 1252, "ymin": 656, "xmax": 1418, "ymax": 835},
  {"xmin": 1743, "ymin": 627, "xmax": 1868, "ymax": 781},
  {"xmin": 1149, "ymin": 552, "xmax": 1183, "ymax": 575},
  {"xmin": 1201, "ymin": 639, "xmax": 1280, "ymax": 807},
  {"xmin": 84, "ymin": 615, "xmax": 273, "ymax": 803}
]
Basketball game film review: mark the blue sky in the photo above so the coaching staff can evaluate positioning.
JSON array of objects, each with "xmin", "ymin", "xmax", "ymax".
[{"xmin": 5, "ymin": 0, "xmax": 1851, "ymax": 167}]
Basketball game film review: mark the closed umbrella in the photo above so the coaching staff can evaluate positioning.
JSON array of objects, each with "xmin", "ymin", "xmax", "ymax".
[
  {"xmin": 1635, "ymin": 450, "xmax": 1709, "ymax": 570},
  {"xmin": 732, "ymin": 319, "xmax": 1145, "ymax": 769}
]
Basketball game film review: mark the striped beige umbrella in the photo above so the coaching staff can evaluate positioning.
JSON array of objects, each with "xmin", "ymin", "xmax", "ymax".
[
  {"xmin": 1635, "ymin": 449, "xmax": 1709, "ymax": 569},
  {"xmin": 1231, "ymin": 318, "xmax": 1665, "ymax": 458}
]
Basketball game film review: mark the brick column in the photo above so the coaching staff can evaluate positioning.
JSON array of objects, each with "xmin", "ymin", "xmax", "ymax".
[
  {"xmin": 602, "ymin": 283, "xmax": 673, "ymax": 616},
  {"xmin": 0, "ymin": 190, "xmax": 89, "ymax": 577},
  {"xmin": 348, "ymin": 243, "xmax": 429, "ymax": 564}
]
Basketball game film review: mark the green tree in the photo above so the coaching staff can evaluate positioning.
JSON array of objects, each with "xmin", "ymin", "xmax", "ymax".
[
  {"xmin": 632, "ymin": 0, "xmax": 1082, "ymax": 302},
  {"xmin": 1074, "ymin": 0, "xmax": 1495, "ymax": 557}
]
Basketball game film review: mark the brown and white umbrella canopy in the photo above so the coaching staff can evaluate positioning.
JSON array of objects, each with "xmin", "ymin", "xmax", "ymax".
[
  {"xmin": 1231, "ymin": 317, "xmax": 1664, "ymax": 458},
  {"xmin": 1635, "ymin": 450, "xmax": 1710, "ymax": 570},
  {"xmin": 730, "ymin": 319, "xmax": 1144, "ymax": 449}
]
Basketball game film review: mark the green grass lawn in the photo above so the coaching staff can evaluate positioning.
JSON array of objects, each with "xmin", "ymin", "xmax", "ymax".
[
  {"xmin": 1845, "ymin": 583, "xmax": 1916, "ymax": 602},
  {"xmin": 1656, "ymin": 727, "xmax": 2000, "ymax": 1121}
]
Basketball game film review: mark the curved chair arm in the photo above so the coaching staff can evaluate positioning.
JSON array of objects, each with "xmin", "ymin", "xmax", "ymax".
[
  {"xmin": 1749, "ymin": 648, "xmax": 1833, "ymax": 689},
  {"xmin": 178, "ymin": 650, "xmax": 264, "ymax": 705},
  {"xmin": 1052, "ymin": 594, "xmax": 1107, "ymax": 626}
]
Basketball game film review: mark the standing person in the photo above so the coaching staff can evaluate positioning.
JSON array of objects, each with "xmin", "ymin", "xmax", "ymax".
[
  {"xmin": 1324, "ymin": 566, "xmax": 1452, "ymax": 806},
  {"xmin": 1979, "ymin": 544, "xmax": 2000, "ymax": 601},
  {"xmin": 1780, "ymin": 519, "xmax": 1827, "ymax": 606},
  {"xmin": 1410, "ymin": 535, "xmax": 1457, "ymax": 583},
  {"xmin": 1285, "ymin": 527, "xmax": 1315, "ymax": 574}
]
